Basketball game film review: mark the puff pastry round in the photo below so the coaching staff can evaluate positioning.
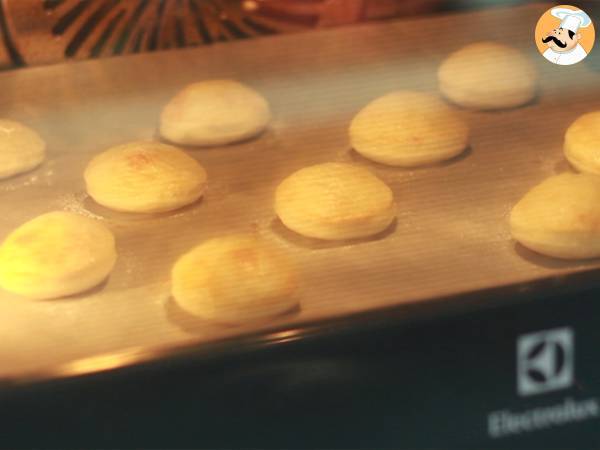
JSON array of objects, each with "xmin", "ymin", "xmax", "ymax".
[
  {"xmin": 350, "ymin": 91, "xmax": 469, "ymax": 167},
  {"xmin": 0, "ymin": 119, "xmax": 46, "ymax": 179},
  {"xmin": 160, "ymin": 80, "xmax": 271, "ymax": 146},
  {"xmin": 438, "ymin": 42, "xmax": 537, "ymax": 110},
  {"xmin": 171, "ymin": 234, "xmax": 297, "ymax": 322},
  {"xmin": 510, "ymin": 173, "xmax": 600, "ymax": 259},
  {"xmin": 85, "ymin": 141, "xmax": 207, "ymax": 213},
  {"xmin": 0, "ymin": 212, "xmax": 117, "ymax": 299},
  {"xmin": 564, "ymin": 112, "xmax": 600, "ymax": 175},
  {"xmin": 275, "ymin": 163, "xmax": 395, "ymax": 240}
]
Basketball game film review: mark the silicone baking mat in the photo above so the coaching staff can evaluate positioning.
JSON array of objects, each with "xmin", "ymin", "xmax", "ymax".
[{"xmin": 0, "ymin": 3, "xmax": 599, "ymax": 381}]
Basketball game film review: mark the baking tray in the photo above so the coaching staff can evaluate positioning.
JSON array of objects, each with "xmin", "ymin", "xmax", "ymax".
[{"xmin": 0, "ymin": 3, "xmax": 599, "ymax": 382}]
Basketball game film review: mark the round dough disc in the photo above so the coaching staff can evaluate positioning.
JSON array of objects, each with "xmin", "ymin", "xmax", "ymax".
[
  {"xmin": 438, "ymin": 42, "xmax": 538, "ymax": 110},
  {"xmin": 564, "ymin": 111, "xmax": 600, "ymax": 175},
  {"xmin": 160, "ymin": 80, "xmax": 271, "ymax": 146},
  {"xmin": 349, "ymin": 91, "xmax": 469, "ymax": 167},
  {"xmin": 275, "ymin": 162, "xmax": 396, "ymax": 240},
  {"xmin": 0, "ymin": 119, "xmax": 46, "ymax": 179},
  {"xmin": 0, "ymin": 212, "xmax": 117, "ymax": 299},
  {"xmin": 85, "ymin": 141, "xmax": 207, "ymax": 213},
  {"xmin": 510, "ymin": 173, "xmax": 600, "ymax": 259},
  {"xmin": 171, "ymin": 234, "xmax": 297, "ymax": 322}
]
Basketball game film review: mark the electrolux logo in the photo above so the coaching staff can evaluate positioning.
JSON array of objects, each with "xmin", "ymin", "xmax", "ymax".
[
  {"xmin": 488, "ymin": 397, "xmax": 599, "ymax": 439},
  {"xmin": 516, "ymin": 327, "xmax": 574, "ymax": 396},
  {"xmin": 487, "ymin": 326, "xmax": 600, "ymax": 439}
]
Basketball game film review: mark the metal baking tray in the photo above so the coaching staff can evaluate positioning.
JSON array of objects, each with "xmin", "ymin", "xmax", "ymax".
[{"xmin": 1, "ymin": 3, "xmax": 599, "ymax": 383}]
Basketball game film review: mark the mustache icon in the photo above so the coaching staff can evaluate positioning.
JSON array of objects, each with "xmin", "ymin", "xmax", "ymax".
[{"xmin": 542, "ymin": 35, "xmax": 567, "ymax": 48}]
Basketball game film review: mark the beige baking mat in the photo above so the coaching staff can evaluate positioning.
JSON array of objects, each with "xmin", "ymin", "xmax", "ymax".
[{"xmin": 0, "ymin": 3, "xmax": 599, "ymax": 381}]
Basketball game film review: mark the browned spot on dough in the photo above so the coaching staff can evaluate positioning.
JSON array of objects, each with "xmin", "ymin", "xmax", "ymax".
[
  {"xmin": 126, "ymin": 152, "xmax": 154, "ymax": 170},
  {"xmin": 231, "ymin": 247, "xmax": 260, "ymax": 270},
  {"xmin": 577, "ymin": 212, "xmax": 600, "ymax": 230}
]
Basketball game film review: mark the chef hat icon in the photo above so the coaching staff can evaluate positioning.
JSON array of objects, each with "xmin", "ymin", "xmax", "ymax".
[{"xmin": 551, "ymin": 7, "xmax": 592, "ymax": 33}]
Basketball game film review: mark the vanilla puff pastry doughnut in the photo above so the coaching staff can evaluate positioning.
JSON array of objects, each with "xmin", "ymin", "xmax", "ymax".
[
  {"xmin": 275, "ymin": 163, "xmax": 395, "ymax": 240},
  {"xmin": 85, "ymin": 141, "xmax": 207, "ymax": 213},
  {"xmin": 564, "ymin": 111, "xmax": 600, "ymax": 176},
  {"xmin": 350, "ymin": 91, "xmax": 469, "ymax": 167},
  {"xmin": 0, "ymin": 119, "xmax": 46, "ymax": 179},
  {"xmin": 510, "ymin": 173, "xmax": 600, "ymax": 259},
  {"xmin": 0, "ymin": 212, "xmax": 117, "ymax": 299},
  {"xmin": 438, "ymin": 42, "xmax": 537, "ymax": 110},
  {"xmin": 172, "ymin": 234, "xmax": 297, "ymax": 322},
  {"xmin": 160, "ymin": 80, "xmax": 271, "ymax": 146}
]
